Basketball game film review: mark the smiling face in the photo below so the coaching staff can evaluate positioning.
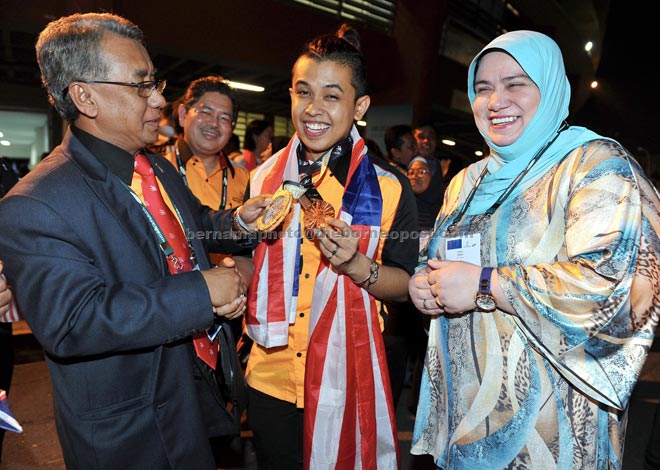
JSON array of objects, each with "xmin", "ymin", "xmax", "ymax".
[
  {"xmin": 290, "ymin": 57, "xmax": 370, "ymax": 161},
  {"xmin": 80, "ymin": 32, "xmax": 165, "ymax": 154},
  {"xmin": 413, "ymin": 125, "xmax": 437, "ymax": 158},
  {"xmin": 472, "ymin": 51, "xmax": 541, "ymax": 147},
  {"xmin": 179, "ymin": 91, "xmax": 234, "ymax": 158}
]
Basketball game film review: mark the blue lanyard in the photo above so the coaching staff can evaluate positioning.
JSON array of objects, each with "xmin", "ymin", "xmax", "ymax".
[{"xmin": 440, "ymin": 121, "xmax": 569, "ymax": 232}]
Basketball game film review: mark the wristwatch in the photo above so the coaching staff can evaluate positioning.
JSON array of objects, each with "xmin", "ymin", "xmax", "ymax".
[{"xmin": 475, "ymin": 267, "xmax": 497, "ymax": 311}]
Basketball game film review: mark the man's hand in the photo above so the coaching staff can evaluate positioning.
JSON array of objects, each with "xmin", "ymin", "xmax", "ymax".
[
  {"xmin": 0, "ymin": 261, "xmax": 13, "ymax": 317},
  {"xmin": 315, "ymin": 218, "xmax": 360, "ymax": 275},
  {"xmin": 237, "ymin": 194, "xmax": 272, "ymax": 231},
  {"xmin": 212, "ymin": 295, "xmax": 246, "ymax": 320},
  {"xmin": 201, "ymin": 265, "xmax": 247, "ymax": 318}
]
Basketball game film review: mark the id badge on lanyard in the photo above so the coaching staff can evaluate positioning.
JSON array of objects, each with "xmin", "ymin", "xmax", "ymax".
[
  {"xmin": 430, "ymin": 224, "xmax": 482, "ymax": 266},
  {"xmin": 440, "ymin": 233, "xmax": 481, "ymax": 265}
]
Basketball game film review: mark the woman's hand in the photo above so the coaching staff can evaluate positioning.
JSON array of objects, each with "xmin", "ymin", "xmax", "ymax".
[
  {"xmin": 426, "ymin": 259, "xmax": 482, "ymax": 313},
  {"xmin": 409, "ymin": 266, "xmax": 444, "ymax": 316}
]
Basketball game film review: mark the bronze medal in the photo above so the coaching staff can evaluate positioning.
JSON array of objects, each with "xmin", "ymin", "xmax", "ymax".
[
  {"xmin": 256, "ymin": 188, "xmax": 293, "ymax": 232},
  {"xmin": 302, "ymin": 199, "xmax": 335, "ymax": 235}
]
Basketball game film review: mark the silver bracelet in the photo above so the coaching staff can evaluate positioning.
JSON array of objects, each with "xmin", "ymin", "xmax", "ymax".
[
  {"xmin": 354, "ymin": 259, "xmax": 379, "ymax": 287},
  {"xmin": 367, "ymin": 260, "xmax": 380, "ymax": 286},
  {"xmin": 232, "ymin": 207, "xmax": 254, "ymax": 234}
]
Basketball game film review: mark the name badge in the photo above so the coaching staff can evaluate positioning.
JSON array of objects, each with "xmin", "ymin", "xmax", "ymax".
[{"xmin": 443, "ymin": 233, "xmax": 481, "ymax": 265}]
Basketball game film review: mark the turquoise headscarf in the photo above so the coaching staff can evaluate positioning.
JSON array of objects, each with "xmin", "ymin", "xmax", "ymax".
[{"xmin": 465, "ymin": 30, "xmax": 607, "ymax": 215}]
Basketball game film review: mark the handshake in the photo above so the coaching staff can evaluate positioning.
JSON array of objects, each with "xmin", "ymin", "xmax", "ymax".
[
  {"xmin": 200, "ymin": 194, "xmax": 270, "ymax": 319},
  {"xmin": 201, "ymin": 257, "xmax": 249, "ymax": 320}
]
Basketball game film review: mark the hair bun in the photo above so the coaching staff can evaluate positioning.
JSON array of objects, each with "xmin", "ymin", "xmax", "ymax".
[{"xmin": 337, "ymin": 23, "xmax": 360, "ymax": 51}]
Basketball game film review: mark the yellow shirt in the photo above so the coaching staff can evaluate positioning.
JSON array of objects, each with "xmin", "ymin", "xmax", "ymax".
[
  {"xmin": 245, "ymin": 158, "xmax": 416, "ymax": 407},
  {"xmin": 161, "ymin": 140, "xmax": 249, "ymax": 265},
  {"xmin": 161, "ymin": 140, "xmax": 249, "ymax": 210}
]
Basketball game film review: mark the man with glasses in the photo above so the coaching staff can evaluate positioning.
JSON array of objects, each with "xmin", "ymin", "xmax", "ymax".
[
  {"xmin": 0, "ymin": 12, "xmax": 268, "ymax": 469},
  {"xmin": 162, "ymin": 76, "xmax": 249, "ymax": 239}
]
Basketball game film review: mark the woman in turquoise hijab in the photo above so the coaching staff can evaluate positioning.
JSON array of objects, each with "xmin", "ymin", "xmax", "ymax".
[{"xmin": 409, "ymin": 30, "xmax": 660, "ymax": 469}]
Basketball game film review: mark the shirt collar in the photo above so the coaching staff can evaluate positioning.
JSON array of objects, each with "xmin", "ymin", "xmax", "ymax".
[
  {"xmin": 295, "ymin": 135, "xmax": 352, "ymax": 186},
  {"xmin": 177, "ymin": 137, "xmax": 232, "ymax": 172},
  {"xmin": 176, "ymin": 138, "xmax": 195, "ymax": 165},
  {"xmin": 71, "ymin": 125, "xmax": 136, "ymax": 185}
]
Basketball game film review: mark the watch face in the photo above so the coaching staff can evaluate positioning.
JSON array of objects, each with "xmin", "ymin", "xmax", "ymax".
[{"xmin": 476, "ymin": 293, "xmax": 497, "ymax": 311}]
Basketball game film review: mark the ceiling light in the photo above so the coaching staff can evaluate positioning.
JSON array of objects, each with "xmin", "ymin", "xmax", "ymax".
[
  {"xmin": 441, "ymin": 139, "xmax": 455, "ymax": 146},
  {"xmin": 223, "ymin": 80, "xmax": 265, "ymax": 92},
  {"xmin": 504, "ymin": 2, "xmax": 520, "ymax": 16},
  {"xmin": 475, "ymin": 150, "xmax": 483, "ymax": 157},
  {"xmin": 356, "ymin": 120, "xmax": 367, "ymax": 127},
  {"xmin": 590, "ymin": 81, "xmax": 598, "ymax": 89},
  {"xmin": 0, "ymin": 140, "xmax": 10, "ymax": 146},
  {"xmin": 585, "ymin": 41, "xmax": 593, "ymax": 52},
  {"xmin": 0, "ymin": 131, "xmax": 3, "ymax": 138}
]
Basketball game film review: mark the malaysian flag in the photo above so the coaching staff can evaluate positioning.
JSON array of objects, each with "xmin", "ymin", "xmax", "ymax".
[
  {"xmin": 248, "ymin": 127, "xmax": 399, "ymax": 469},
  {"xmin": 0, "ymin": 389, "xmax": 22, "ymax": 433}
]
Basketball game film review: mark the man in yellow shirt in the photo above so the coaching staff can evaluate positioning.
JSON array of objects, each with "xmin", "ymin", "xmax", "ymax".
[{"xmin": 162, "ymin": 75, "xmax": 249, "ymax": 222}]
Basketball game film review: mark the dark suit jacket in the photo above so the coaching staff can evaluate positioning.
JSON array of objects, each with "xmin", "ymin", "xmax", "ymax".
[{"xmin": 0, "ymin": 130, "xmax": 245, "ymax": 469}]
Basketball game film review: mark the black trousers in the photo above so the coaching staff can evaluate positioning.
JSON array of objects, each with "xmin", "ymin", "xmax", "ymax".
[
  {"xmin": 383, "ymin": 300, "xmax": 429, "ymax": 410},
  {"xmin": 247, "ymin": 386, "xmax": 303, "ymax": 470}
]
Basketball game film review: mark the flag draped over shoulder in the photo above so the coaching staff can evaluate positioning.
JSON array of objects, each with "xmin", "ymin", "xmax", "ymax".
[
  {"xmin": 0, "ymin": 389, "xmax": 22, "ymax": 433},
  {"xmin": 247, "ymin": 126, "xmax": 399, "ymax": 469}
]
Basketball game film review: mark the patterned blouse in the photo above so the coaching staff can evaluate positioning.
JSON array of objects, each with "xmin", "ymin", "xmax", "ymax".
[{"xmin": 412, "ymin": 140, "xmax": 660, "ymax": 469}]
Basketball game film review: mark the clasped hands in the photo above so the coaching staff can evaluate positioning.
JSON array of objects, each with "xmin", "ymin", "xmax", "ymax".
[
  {"xmin": 410, "ymin": 259, "xmax": 482, "ymax": 315},
  {"xmin": 202, "ymin": 257, "xmax": 248, "ymax": 320}
]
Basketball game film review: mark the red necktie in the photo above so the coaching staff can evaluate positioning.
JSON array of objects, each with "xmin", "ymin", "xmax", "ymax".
[{"xmin": 133, "ymin": 153, "xmax": 218, "ymax": 369}]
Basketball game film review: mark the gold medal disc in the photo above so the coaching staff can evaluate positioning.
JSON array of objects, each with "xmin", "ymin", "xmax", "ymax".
[
  {"xmin": 256, "ymin": 188, "xmax": 293, "ymax": 232},
  {"xmin": 303, "ymin": 199, "xmax": 335, "ymax": 235}
]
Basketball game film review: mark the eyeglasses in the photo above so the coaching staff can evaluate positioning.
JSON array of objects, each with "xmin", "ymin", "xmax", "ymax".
[
  {"xmin": 62, "ymin": 79, "xmax": 167, "ymax": 98},
  {"xmin": 189, "ymin": 106, "xmax": 235, "ymax": 127},
  {"xmin": 407, "ymin": 168, "xmax": 430, "ymax": 177}
]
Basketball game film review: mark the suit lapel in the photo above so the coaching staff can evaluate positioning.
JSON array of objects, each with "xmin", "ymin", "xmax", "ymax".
[{"xmin": 62, "ymin": 132, "xmax": 169, "ymax": 274}]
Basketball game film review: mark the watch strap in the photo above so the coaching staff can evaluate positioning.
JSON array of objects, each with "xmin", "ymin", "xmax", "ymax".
[{"xmin": 479, "ymin": 267, "xmax": 494, "ymax": 294}]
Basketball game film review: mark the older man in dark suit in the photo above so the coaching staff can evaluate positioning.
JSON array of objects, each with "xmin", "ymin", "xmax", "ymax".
[{"xmin": 0, "ymin": 13, "xmax": 267, "ymax": 469}]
